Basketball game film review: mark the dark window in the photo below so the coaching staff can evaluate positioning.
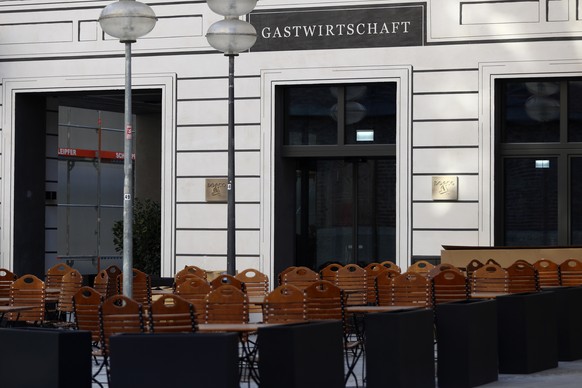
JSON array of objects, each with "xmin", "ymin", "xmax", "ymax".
[
  {"xmin": 282, "ymin": 83, "xmax": 397, "ymax": 148},
  {"xmin": 496, "ymin": 78, "xmax": 582, "ymax": 246}
]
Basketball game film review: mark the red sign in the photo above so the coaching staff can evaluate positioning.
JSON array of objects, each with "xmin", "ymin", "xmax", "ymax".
[{"xmin": 57, "ymin": 148, "xmax": 135, "ymax": 161}]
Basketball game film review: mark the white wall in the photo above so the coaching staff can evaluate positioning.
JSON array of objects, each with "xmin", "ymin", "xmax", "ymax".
[{"xmin": 1, "ymin": 0, "xmax": 581, "ymax": 276}]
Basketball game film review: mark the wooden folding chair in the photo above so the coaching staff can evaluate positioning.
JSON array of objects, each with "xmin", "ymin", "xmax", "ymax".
[
  {"xmin": 320, "ymin": 263, "xmax": 343, "ymax": 284},
  {"xmin": 464, "ymin": 259, "xmax": 484, "ymax": 279},
  {"xmin": 304, "ymin": 280, "xmax": 361, "ymax": 386},
  {"xmin": 559, "ymin": 258, "xmax": 582, "ymax": 286},
  {"xmin": 431, "ymin": 269, "xmax": 469, "ymax": 305},
  {"xmin": 375, "ymin": 269, "xmax": 400, "ymax": 306},
  {"xmin": 281, "ymin": 266, "xmax": 320, "ymax": 290},
  {"xmin": 148, "ymin": 294, "xmax": 197, "ymax": 333},
  {"xmin": 210, "ymin": 274, "xmax": 246, "ymax": 293},
  {"xmin": 427, "ymin": 263, "xmax": 464, "ymax": 279},
  {"xmin": 262, "ymin": 284, "xmax": 305, "ymax": 324},
  {"xmin": 175, "ymin": 265, "xmax": 207, "ymax": 288},
  {"xmin": 507, "ymin": 261, "xmax": 539, "ymax": 293},
  {"xmin": 392, "ymin": 272, "xmax": 432, "ymax": 308},
  {"xmin": 73, "ymin": 286, "xmax": 106, "ymax": 385},
  {"xmin": 99, "ymin": 295, "xmax": 146, "ymax": 383},
  {"xmin": 57, "ymin": 269, "xmax": 83, "ymax": 322},
  {"xmin": 277, "ymin": 266, "xmax": 296, "ymax": 286},
  {"xmin": 104, "ymin": 265, "xmax": 121, "ymax": 298},
  {"xmin": 470, "ymin": 263, "xmax": 508, "ymax": 296},
  {"xmin": 204, "ymin": 284, "xmax": 249, "ymax": 324},
  {"xmin": 337, "ymin": 264, "xmax": 367, "ymax": 306},
  {"xmin": 45, "ymin": 263, "xmax": 73, "ymax": 317},
  {"xmin": 235, "ymin": 269, "xmax": 269, "ymax": 313},
  {"xmin": 406, "ymin": 260, "xmax": 435, "ymax": 277},
  {"xmin": 93, "ymin": 270, "xmax": 111, "ymax": 298},
  {"xmin": 8, "ymin": 274, "xmax": 46, "ymax": 324},
  {"xmin": 304, "ymin": 280, "xmax": 344, "ymax": 321},
  {"xmin": 364, "ymin": 263, "xmax": 387, "ymax": 304},
  {"xmin": 0, "ymin": 268, "xmax": 17, "ymax": 299},
  {"xmin": 45, "ymin": 263, "xmax": 73, "ymax": 291},
  {"xmin": 174, "ymin": 275, "xmax": 211, "ymax": 319},
  {"xmin": 117, "ymin": 268, "xmax": 151, "ymax": 306},
  {"xmin": 73, "ymin": 286, "xmax": 104, "ymax": 344},
  {"xmin": 176, "ymin": 265, "xmax": 207, "ymax": 281},
  {"xmin": 379, "ymin": 260, "xmax": 401, "ymax": 273},
  {"xmin": 533, "ymin": 259, "xmax": 560, "ymax": 288}
]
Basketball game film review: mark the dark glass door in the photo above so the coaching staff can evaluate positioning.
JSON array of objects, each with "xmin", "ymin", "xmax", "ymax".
[
  {"xmin": 502, "ymin": 157, "xmax": 558, "ymax": 246},
  {"xmin": 295, "ymin": 158, "xmax": 395, "ymax": 270}
]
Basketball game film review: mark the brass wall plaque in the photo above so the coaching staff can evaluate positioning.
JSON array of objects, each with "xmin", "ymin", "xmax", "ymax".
[
  {"xmin": 432, "ymin": 176, "xmax": 458, "ymax": 201},
  {"xmin": 205, "ymin": 178, "xmax": 228, "ymax": 202}
]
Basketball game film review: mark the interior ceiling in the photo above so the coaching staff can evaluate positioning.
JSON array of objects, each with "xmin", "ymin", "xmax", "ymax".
[{"xmin": 56, "ymin": 89, "xmax": 162, "ymax": 114}]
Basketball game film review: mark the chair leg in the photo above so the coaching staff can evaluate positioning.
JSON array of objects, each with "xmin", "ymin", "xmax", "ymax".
[
  {"xmin": 91, "ymin": 352, "xmax": 107, "ymax": 387},
  {"xmin": 238, "ymin": 334, "xmax": 260, "ymax": 386},
  {"xmin": 344, "ymin": 341, "xmax": 364, "ymax": 387}
]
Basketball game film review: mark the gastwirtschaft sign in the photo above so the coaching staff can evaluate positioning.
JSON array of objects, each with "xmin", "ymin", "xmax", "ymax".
[{"xmin": 248, "ymin": 3, "xmax": 426, "ymax": 52}]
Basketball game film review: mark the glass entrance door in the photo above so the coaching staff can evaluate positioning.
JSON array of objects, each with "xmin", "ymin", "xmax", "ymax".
[{"xmin": 295, "ymin": 158, "xmax": 395, "ymax": 270}]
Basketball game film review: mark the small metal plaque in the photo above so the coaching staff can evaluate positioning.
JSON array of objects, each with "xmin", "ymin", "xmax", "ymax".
[
  {"xmin": 432, "ymin": 176, "xmax": 458, "ymax": 201},
  {"xmin": 205, "ymin": 178, "xmax": 228, "ymax": 202}
]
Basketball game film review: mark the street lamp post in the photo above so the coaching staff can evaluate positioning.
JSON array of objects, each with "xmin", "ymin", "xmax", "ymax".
[
  {"xmin": 206, "ymin": 0, "xmax": 257, "ymax": 276},
  {"xmin": 99, "ymin": 0, "xmax": 156, "ymax": 297}
]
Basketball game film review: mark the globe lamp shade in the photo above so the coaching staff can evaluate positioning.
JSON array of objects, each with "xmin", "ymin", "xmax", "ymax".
[
  {"xmin": 99, "ymin": 0, "xmax": 157, "ymax": 41},
  {"xmin": 206, "ymin": 18, "xmax": 257, "ymax": 55},
  {"xmin": 207, "ymin": 0, "xmax": 258, "ymax": 17}
]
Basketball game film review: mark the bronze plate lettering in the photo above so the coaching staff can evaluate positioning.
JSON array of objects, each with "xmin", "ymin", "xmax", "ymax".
[
  {"xmin": 206, "ymin": 179, "xmax": 228, "ymax": 202},
  {"xmin": 432, "ymin": 176, "xmax": 458, "ymax": 201}
]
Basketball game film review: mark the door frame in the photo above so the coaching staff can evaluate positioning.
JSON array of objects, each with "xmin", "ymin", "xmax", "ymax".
[
  {"xmin": 260, "ymin": 65, "xmax": 412, "ymax": 282},
  {"xmin": 0, "ymin": 74, "xmax": 176, "ymax": 275},
  {"xmin": 480, "ymin": 59, "xmax": 582, "ymax": 246}
]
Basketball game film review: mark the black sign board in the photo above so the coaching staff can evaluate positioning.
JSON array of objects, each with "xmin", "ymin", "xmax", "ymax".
[{"xmin": 248, "ymin": 3, "xmax": 425, "ymax": 52}]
